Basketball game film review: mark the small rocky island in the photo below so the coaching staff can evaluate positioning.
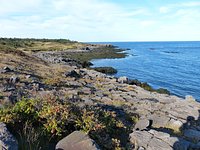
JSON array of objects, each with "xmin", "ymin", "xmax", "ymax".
[{"xmin": 0, "ymin": 38, "xmax": 200, "ymax": 150}]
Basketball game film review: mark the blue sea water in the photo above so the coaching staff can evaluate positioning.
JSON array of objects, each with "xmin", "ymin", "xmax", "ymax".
[{"xmin": 91, "ymin": 41, "xmax": 200, "ymax": 101}]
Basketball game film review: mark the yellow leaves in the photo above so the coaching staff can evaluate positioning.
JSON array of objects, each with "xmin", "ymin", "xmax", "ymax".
[
  {"xmin": 0, "ymin": 95, "xmax": 133, "ymax": 149},
  {"xmin": 0, "ymin": 96, "xmax": 71, "ymax": 136},
  {"xmin": 0, "ymin": 107, "xmax": 17, "ymax": 124},
  {"xmin": 116, "ymin": 121, "xmax": 125, "ymax": 128},
  {"xmin": 112, "ymin": 138, "xmax": 121, "ymax": 150},
  {"xmin": 44, "ymin": 119, "xmax": 61, "ymax": 135},
  {"xmin": 13, "ymin": 98, "xmax": 36, "ymax": 115},
  {"xmin": 0, "ymin": 114, "xmax": 13, "ymax": 123},
  {"xmin": 36, "ymin": 99, "xmax": 70, "ymax": 136},
  {"xmin": 76, "ymin": 109, "xmax": 97, "ymax": 133},
  {"xmin": 131, "ymin": 116, "xmax": 139, "ymax": 124}
]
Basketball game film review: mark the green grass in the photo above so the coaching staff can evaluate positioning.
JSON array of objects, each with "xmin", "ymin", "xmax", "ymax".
[
  {"xmin": 0, "ymin": 38, "xmax": 126, "ymax": 62},
  {"xmin": 0, "ymin": 38, "xmax": 82, "ymax": 52},
  {"xmin": 65, "ymin": 47, "xmax": 126, "ymax": 63},
  {"xmin": 0, "ymin": 97, "xmax": 136, "ymax": 150}
]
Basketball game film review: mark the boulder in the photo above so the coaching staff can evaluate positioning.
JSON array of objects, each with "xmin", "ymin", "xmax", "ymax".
[
  {"xmin": 104, "ymin": 44, "xmax": 113, "ymax": 48},
  {"xmin": 81, "ymin": 47, "xmax": 90, "ymax": 51},
  {"xmin": 0, "ymin": 122, "xmax": 18, "ymax": 150},
  {"xmin": 148, "ymin": 130, "xmax": 190, "ymax": 149},
  {"xmin": 148, "ymin": 137, "xmax": 172, "ymax": 150},
  {"xmin": 134, "ymin": 119, "xmax": 151, "ymax": 131},
  {"xmin": 130, "ymin": 130, "xmax": 191, "ymax": 150},
  {"xmin": 138, "ymin": 147, "xmax": 145, "ymax": 150},
  {"xmin": 148, "ymin": 129, "xmax": 170, "ymax": 139},
  {"xmin": 25, "ymin": 74, "xmax": 31, "ymax": 79},
  {"xmin": 117, "ymin": 76, "xmax": 128, "ymax": 84},
  {"xmin": 63, "ymin": 70, "xmax": 81, "ymax": 78},
  {"xmin": 130, "ymin": 131, "xmax": 153, "ymax": 148},
  {"xmin": 93, "ymin": 67, "xmax": 117, "ymax": 75},
  {"xmin": 185, "ymin": 95, "xmax": 196, "ymax": 102},
  {"xmin": 56, "ymin": 131, "xmax": 100, "ymax": 150},
  {"xmin": 0, "ymin": 67, "xmax": 12, "ymax": 73},
  {"xmin": 149, "ymin": 115, "xmax": 170, "ymax": 128},
  {"xmin": 35, "ymin": 52, "xmax": 82, "ymax": 67},
  {"xmin": 167, "ymin": 119, "xmax": 183, "ymax": 131},
  {"xmin": 9, "ymin": 76, "xmax": 20, "ymax": 84}
]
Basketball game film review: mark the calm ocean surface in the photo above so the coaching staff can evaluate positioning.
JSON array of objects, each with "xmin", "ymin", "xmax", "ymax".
[{"xmin": 91, "ymin": 41, "xmax": 200, "ymax": 101}]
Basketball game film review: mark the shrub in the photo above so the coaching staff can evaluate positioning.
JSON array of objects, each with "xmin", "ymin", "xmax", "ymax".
[
  {"xmin": 75, "ymin": 106, "xmax": 133, "ymax": 149},
  {"xmin": 0, "ymin": 96, "xmax": 76, "ymax": 148},
  {"xmin": 17, "ymin": 121, "xmax": 46, "ymax": 150},
  {"xmin": 0, "ymin": 97, "xmax": 135, "ymax": 149}
]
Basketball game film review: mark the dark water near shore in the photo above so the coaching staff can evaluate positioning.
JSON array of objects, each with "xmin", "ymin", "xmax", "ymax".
[{"xmin": 91, "ymin": 41, "xmax": 200, "ymax": 101}]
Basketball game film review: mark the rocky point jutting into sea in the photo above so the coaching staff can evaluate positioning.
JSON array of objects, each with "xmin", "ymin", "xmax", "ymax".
[{"xmin": 0, "ymin": 38, "xmax": 200, "ymax": 150}]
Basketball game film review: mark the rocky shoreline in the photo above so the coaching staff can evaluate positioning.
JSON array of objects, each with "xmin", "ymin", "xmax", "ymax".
[{"xmin": 1, "ymin": 43, "xmax": 200, "ymax": 150}]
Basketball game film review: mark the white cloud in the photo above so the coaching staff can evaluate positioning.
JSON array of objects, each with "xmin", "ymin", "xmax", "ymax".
[
  {"xmin": 181, "ymin": 1, "xmax": 200, "ymax": 7},
  {"xmin": 159, "ymin": 7, "xmax": 170, "ymax": 14},
  {"xmin": 0, "ymin": 0, "xmax": 199, "ymax": 41},
  {"xmin": 0, "ymin": 0, "xmax": 42, "ymax": 15},
  {"xmin": 140, "ymin": 20, "xmax": 156, "ymax": 27},
  {"xmin": 0, "ymin": 0, "xmax": 149, "ymax": 41},
  {"xmin": 159, "ymin": 1, "xmax": 200, "ymax": 14}
]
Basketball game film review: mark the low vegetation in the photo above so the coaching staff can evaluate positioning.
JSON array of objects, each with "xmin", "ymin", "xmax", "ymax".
[
  {"xmin": 93, "ymin": 67, "xmax": 117, "ymax": 75},
  {"xmin": 0, "ymin": 38, "xmax": 82, "ymax": 52},
  {"xmin": 0, "ymin": 95, "xmax": 137, "ymax": 149},
  {"xmin": 129, "ymin": 79, "xmax": 170, "ymax": 95},
  {"xmin": 65, "ymin": 46, "xmax": 126, "ymax": 63},
  {"xmin": 0, "ymin": 38, "xmax": 126, "ymax": 66}
]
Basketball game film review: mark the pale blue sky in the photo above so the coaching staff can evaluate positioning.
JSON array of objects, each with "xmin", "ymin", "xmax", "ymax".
[{"xmin": 0, "ymin": 0, "xmax": 200, "ymax": 42}]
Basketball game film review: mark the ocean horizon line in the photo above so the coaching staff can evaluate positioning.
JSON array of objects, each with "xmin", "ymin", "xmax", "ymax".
[{"xmin": 88, "ymin": 40, "xmax": 200, "ymax": 43}]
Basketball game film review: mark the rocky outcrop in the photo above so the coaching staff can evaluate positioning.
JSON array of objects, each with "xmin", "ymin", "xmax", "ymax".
[
  {"xmin": 0, "ymin": 67, "xmax": 13, "ymax": 73},
  {"xmin": 1, "ymin": 49, "xmax": 200, "ymax": 150},
  {"xmin": 93, "ymin": 67, "xmax": 117, "ymax": 75},
  {"xmin": 128, "ymin": 87, "xmax": 200, "ymax": 149},
  {"xmin": 130, "ymin": 129, "xmax": 194, "ymax": 150},
  {"xmin": 9, "ymin": 76, "xmax": 20, "ymax": 84},
  {"xmin": 63, "ymin": 70, "xmax": 81, "ymax": 78},
  {"xmin": 117, "ymin": 76, "xmax": 129, "ymax": 84},
  {"xmin": 56, "ymin": 131, "xmax": 100, "ymax": 150},
  {"xmin": 0, "ymin": 122, "xmax": 18, "ymax": 150},
  {"xmin": 134, "ymin": 119, "xmax": 151, "ymax": 131},
  {"xmin": 81, "ymin": 46, "xmax": 91, "ymax": 51},
  {"xmin": 34, "ymin": 52, "xmax": 82, "ymax": 67}
]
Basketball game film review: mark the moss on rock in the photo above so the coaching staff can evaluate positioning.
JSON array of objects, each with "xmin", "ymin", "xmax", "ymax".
[{"xmin": 93, "ymin": 67, "xmax": 117, "ymax": 75}]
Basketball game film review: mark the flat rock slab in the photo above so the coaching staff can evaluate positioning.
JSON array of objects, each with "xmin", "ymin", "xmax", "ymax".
[
  {"xmin": 148, "ymin": 115, "xmax": 170, "ymax": 128},
  {"xmin": 56, "ymin": 131, "xmax": 100, "ymax": 150},
  {"xmin": 134, "ymin": 119, "xmax": 150, "ymax": 130},
  {"xmin": 130, "ymin": 131, "xmax": 153, "ymax": 148},
  {"xmin": 130, "ymin": 129, "xmax": 192, "ymax": 150},
  {"xmin": 148, "ymin": 137, "xmax": 173, "ymax": 150},
  {"xmin": 0, "ymin": 122, "xmax": 18, "ymax": 150}
]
